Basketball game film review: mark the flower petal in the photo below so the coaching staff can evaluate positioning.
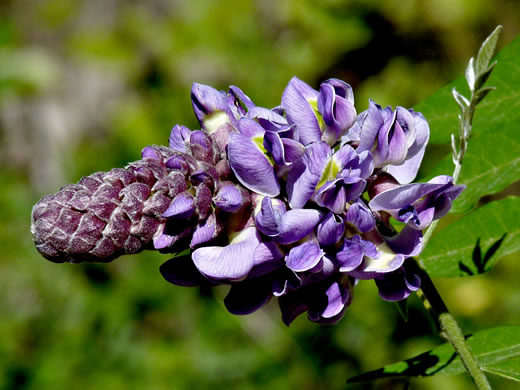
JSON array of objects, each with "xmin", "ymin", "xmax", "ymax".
[
  {"xmin": 309, "ymin": 279, "xmax": 351, "ymax": 320},
  {"xmin": 276, "ymin": 208, "xmax": 323, "ymax": 245},
  {"xmin": 316, "ymin": 212, "xmax": 345, "ymax": 247},
  {"xmin": 285, "ymin": 241, "xmax": 324, "ymax": 272},
  {"xmin": 224, "ymin": 276, "xmax": 273, "ymax": 315},
  {"xmin": 162, "ymin": 192, "xmax": 195, "ymax": 219},
  {"xmin": 213, "ymin": 183, "xmax": 244, "ymax": 212},
  {"xmin": 282, "ymin": 77, "xmax": 321, "ymax": 145},
  {"xmin": 160, "ymin": 255, "xmax": 211, "ymax": 287},
  {"xmin": 228, "ymin": 132, "xmax": 280, "ymax": 197},
  {"xmin": 192, "ymin": 227, "xmax": 260, "ymax": 281},
  {"xmin": 287, "ymin": 141, "xmax": 330, "ymax": 208},
  {"xmin": 169, "ymin": 124, "xmax": 192, "ymax": 153}
]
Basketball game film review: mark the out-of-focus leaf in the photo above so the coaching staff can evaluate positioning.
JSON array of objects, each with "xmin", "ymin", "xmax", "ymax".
[
  {"xmin": 347, "ymin": 326, "xmax": 520, "ymax": 383},
  {"xmin": 415, "ymin": 36, "xmax": 520, "ymax": 212},
  {"xmin": 420, "ymin": 197, "xmax": 520, "ymax": 278}
]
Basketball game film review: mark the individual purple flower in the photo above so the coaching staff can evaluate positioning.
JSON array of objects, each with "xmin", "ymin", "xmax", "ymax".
[
  {"xmin": 355, "ymin": 101, "xmax": 430, "ymax": 183},
  {"xmin": 227, "ymin": 118, "xmax": 280, "ymax": 196},
  {"xmin": 374, "ymin": 260, "xmax": 421, "ymax": 301},
  {"xmin": 227, "ymin": 85, "xmax": 256, "ymax": 119},
  {"xmin": 191, "ymin": 83, "xmax": 237, "ymax": 154},
  {"xmin": 316, "ymin": 212, "xmax": 345, "ymax": 247},
  {"xmin": 254, "ymin": 196, "xmax": 323, "ymax": 245},
  {"xmin": 369, "ymin": 175, "xmax": 465, "ymax": 230},
  {"xmin": 287, "ymin": 142, "xmax": 373, "ymax": 212},
  {"xmin": 318, "ymin": 79, "xmax": 357, "ymax": 145},
  {"xmin": 348, "ymin": 225, "xmax": 422, "ymax": 280},
  {"xmin": 278, "ymin": 275, "xmax": 354, "ymax": 325},
  {"xmin": 282, "ymin": 77, "xmax": 356, "ymax": 146},
  {"xmin": 336, "ymin": 235, "xmax": 378, "ymax": 272},
  {"xmin": 345, "ymin": 199, "xmax": 376, "ymax": 234}
]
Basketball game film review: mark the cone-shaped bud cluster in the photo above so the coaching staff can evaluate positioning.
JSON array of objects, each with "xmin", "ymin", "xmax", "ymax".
[{"xmin": 31, "ymin": 133, "xmax": 250, "ymax": 263}]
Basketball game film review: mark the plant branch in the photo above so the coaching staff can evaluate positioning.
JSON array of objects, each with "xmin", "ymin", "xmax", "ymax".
[{"xmin": 412, "ymin": 260, "xmax": 492, "ymax": 389}]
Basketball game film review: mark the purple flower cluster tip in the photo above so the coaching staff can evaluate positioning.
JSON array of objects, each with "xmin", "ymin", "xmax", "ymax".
[{"xmin": 31, "ymin": 76, "xmax": 464, "ymax": 325}]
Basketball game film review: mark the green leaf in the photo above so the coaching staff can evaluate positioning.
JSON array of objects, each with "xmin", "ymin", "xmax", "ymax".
[
  {"xmin": 415, "ymin": 36, "xmax": 520, "ymax": 211},
  {"xmin": 482, "ymin": 358, "xmax": 520, "ymax": 382},
  {"xmin": 420, "ymin": 197, "xmax": 520, "ymax": 278},
  {"xmin": 476, "ymin": 25, "xmax": 502, "ymax": 77},
  {"xmin": 347, "ymin": 326, "xmax": 520, "ymax": 383}
]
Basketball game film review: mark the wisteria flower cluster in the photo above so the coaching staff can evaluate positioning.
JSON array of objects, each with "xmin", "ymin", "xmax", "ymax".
[{"xmin": 31, "ymin": 76, "xmax": 464, "ymax": 325}]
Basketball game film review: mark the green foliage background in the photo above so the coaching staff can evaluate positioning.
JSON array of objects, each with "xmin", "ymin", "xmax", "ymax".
[{"xmin": 1, "ymin": 1, "xmax": 519, "ymax": 389}]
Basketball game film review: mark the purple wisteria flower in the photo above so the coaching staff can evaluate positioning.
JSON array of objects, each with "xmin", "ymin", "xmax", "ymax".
[
  {"xmin": 347, "ymin": 100, "xmax": 430, "ymax": 184},
  {"xmin": 31, "ymin": 76, "xmax": 464, "ymax": 326}
]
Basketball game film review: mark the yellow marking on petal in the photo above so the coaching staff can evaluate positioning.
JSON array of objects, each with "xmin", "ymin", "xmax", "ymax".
[
  {"xmin": 317, "ymin": 158, "xmax": 340, "ymax": 189},
  {"xmin": 252, "ymin": 135, "xmax": 276, "ymax": 166},
  {"xmin": 308, "ymin": 98, "xmax": 326, "ymax": 131},
  {"xmin": 204, "ymin": 111, "xmax": 229, "ymax": 134}
]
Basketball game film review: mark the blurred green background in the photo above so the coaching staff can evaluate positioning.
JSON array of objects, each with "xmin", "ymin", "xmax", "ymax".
[{"xmin": 2, "ymin": 0, "xmax": 520, "ymax": 389}]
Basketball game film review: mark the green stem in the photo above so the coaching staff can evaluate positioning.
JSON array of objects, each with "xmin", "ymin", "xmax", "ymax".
[{"xmin": 413, "ymin": 260, "xmax": 492, "ymax": 389}]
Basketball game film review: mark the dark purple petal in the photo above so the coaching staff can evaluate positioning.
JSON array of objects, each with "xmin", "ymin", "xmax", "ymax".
[
  {"xmin": 316, "ymin": 212, "xmax": 345, "ymax": 247},
  {"xmin": 281, "ymin": 138, "xmax": 305, "ymax": 163},
  {"xmin": 336, "ymin": 237, "xmax": 365, "ymax": 272},
  {"xmin": 190, "ymin": 214, "xmax": 222, "ymax": 248},
  {"xmin": 227, "ymin": 85, "xmax": 255, "ymax": 117},
  {"xmin": 191, "ymin": 83, "xmax": 237, "ymax": 152},
  {"xmin": 286, "ymin": 241, "xmax": 324, "ymax": 272},
  {"xmin": 383, "ymin": 225, "xmax": 423, "ymax": 257},
  {"xmin": 315, "ymin": 179, "xmax": 348, "ymax": 214},
  {"xmin": 237, "ymin": 117, "xmax": 265, "ymax": 138},
  {"xmin": 228, "ymin": 132, "xmax": 280, "ymax": 197},
  {"xmin": 346, "ymin": 199, "xmax": 375, "ymax": 233},
  {"xmin": 263, "ymin": 131, "xmax": 286, "ymax": 166},
  {"xmin": 374, "ymin": 111, "xmax": 408, "ymax": 166},
  {"xmin": 160, "ymin": 255, "xmax": 211, "ymax": 287},
  {"xmin": 224, "ymin": 276, "xmax": 273, "ymax": 315},
  {"xmin": 191, "ymin": 82, "xmax": 233, "ymax": 124},
  {"xmin": 375, "ymin": 262, "xmax": 421, "ymax": 301},
  {"xmin": 189, "ymin": 130, "xmax": 215, "ymax": 164},
  {"xmin": 309, "ymin": 278, "xmax": 351, "ymax": 321},
  {"xmin": 247, "ymin": 106, "xmax": 288, "ymax": 132}
]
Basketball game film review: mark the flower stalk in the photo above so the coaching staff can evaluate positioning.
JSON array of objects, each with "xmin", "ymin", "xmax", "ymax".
[
  {"xmin": 413, "ymin": 260, "xmax": 492, "ymax": 390},
  {"xmin": 417, "ymin": 26, "xmax": 502, "ymax": 389}
]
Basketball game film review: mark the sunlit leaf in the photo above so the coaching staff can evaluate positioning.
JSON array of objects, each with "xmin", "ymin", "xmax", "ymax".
[{"xmin": 420, "ymin": 197, "xmax": 520, "ymax": 278}]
